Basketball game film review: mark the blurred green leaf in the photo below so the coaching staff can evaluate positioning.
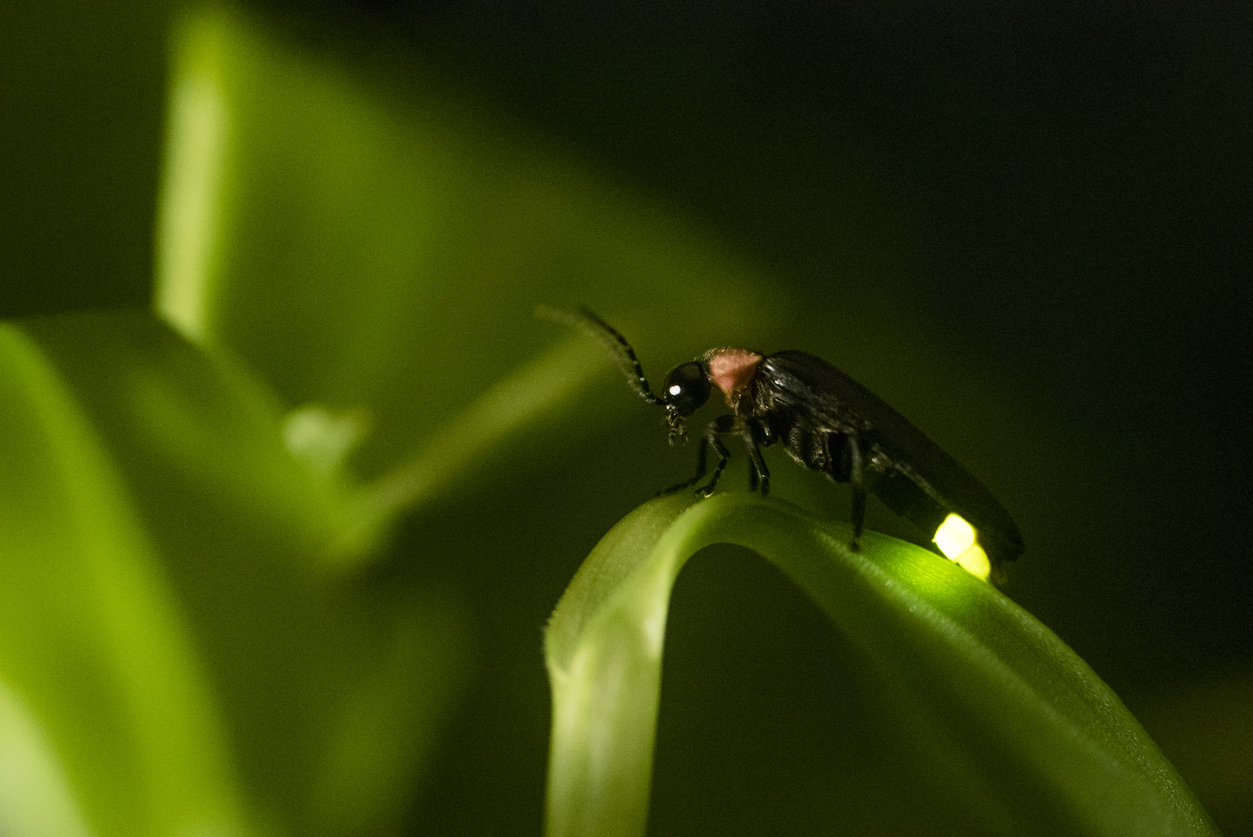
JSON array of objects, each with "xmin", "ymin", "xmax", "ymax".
[
  {"xmin": 2, "ymin": 6, "xmax": 795, "ymax": 833},
  {"xmin": 0, "ymin": 310, "xmax": 470, "ymax": 835},
  {"xmin": 155, "ymin": 4, "xmax": 776, "ymax": 494},
  {"xmin": 545, "ymin": 493, "xmax": 1218, "ymax": 837},
  {"xmin": 0, "ymin": 316, "xmax": 248, "ymax": 837}
]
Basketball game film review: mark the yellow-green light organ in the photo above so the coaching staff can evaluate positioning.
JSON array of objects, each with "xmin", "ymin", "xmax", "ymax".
[{"xmin": 933, "ymin": 513, "xmax": 992, "ymax": 581}]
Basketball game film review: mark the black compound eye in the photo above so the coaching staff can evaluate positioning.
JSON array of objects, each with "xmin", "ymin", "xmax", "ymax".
[{"xmin": 663, "ymin": 362, "xmax": 711, "ymax": 415}]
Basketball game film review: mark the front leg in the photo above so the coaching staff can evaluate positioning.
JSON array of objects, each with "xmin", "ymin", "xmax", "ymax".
[{"xmin": 661, "ymin": 414, "xmax": 737, "ymax": 497}]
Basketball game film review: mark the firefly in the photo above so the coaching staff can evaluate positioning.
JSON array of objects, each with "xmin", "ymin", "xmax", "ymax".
[{"xmin": 558, "ymin": 308, "xmax": 1024, "ymax": 584}]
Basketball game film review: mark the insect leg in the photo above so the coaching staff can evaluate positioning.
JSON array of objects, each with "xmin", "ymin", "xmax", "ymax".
[
  {"xmin": 742, "ymin": 420, "xmax": 771, "ymax": 495},
  {"xmin": 697, "ymin": 430, "xmax": 733, "ymax": 498},
  {"xmin": 661, "ymin": 414, "xmax": 736, "ymax": 497},
  {"xmin": 847, "ymin": 435, "xmax": 865, "ymax": 551},
  {"xmin": 824, "ymin": 432, "xmax": 866, "ymax": 550}
]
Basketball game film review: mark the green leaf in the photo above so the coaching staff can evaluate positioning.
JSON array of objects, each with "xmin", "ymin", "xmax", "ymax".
[
  {"xmin": 0, "ymin": 309, "xmax": 469, "ymax": 836},
  {"xmin": 154, "ymin": 5, "xmax": 777, "ymax": 500},
  {"xmin": 0, "ymin": 316, "xmax": 247, "ymax": 837},
  {"xmin": 545, "ymin": 493, "xmax": 1218, "ymax": 837}
]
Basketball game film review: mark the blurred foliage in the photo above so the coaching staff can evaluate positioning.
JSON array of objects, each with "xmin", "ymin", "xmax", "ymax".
[
  {"xmin": 1, "ymin": 1, "xmax": 1249, "ymax": 835},
  {"xmin": 0, "ymin": 5, "xmax": 787, "ymax": 835}
]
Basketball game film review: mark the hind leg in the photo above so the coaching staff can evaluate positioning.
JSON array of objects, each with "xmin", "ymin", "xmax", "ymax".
[{"xmin": 824, "ymin": 432, "xmax": 865, "ymax": 551}]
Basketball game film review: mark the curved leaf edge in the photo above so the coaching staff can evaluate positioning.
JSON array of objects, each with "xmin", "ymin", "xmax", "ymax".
[{"xmin": 544, "ymin": 492, "xmax": 1217, "ymax": 837}]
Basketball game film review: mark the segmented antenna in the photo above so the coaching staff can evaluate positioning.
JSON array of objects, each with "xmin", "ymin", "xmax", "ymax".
[{"xmin": 539, "ymin": 306, "xmax": 663, "ymax": 405}]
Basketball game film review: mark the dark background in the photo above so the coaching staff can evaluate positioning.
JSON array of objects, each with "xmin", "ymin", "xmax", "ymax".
[{"xmin": 4, "ymin": 2, "xmax": 1250, "ymax": 833}]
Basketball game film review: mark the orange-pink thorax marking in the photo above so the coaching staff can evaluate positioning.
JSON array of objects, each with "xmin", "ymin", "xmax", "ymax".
[{"xmin": 706, "ymin": 348, "xmax": 763, "ymax": 409}]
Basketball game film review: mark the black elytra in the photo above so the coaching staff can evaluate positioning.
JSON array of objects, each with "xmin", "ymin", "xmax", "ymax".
[{"xmin": 556, "ymin": 307, "xmax": 1024, "ymax": 583}]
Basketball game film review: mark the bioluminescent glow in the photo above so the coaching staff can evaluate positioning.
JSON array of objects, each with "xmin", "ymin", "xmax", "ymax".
[{"xmin": 933, "ymin": 513, "xmax": 992, "ymax": 581}]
